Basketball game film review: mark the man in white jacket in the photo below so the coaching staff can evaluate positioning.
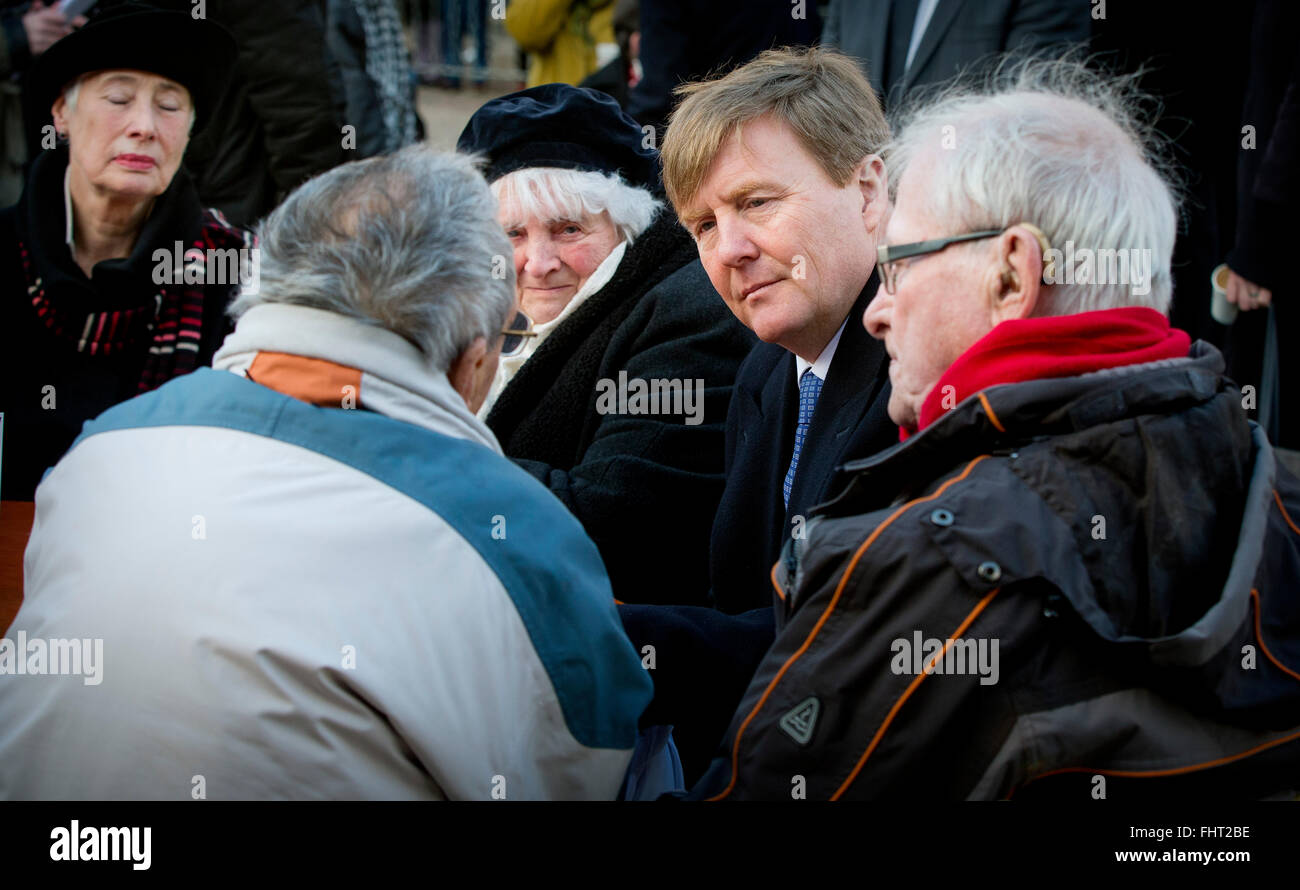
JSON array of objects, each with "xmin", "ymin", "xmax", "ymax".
[{"xmin": 0, "ymin": 146, "xmax": 652, "ymax": 800}]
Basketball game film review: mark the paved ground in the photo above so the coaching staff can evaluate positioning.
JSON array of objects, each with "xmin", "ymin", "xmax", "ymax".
[
  {"xmin": 411, "ymin": 15, "xmax": 522, "ymax": 150},
  {"xmin": 416, "ymin": 84, "xmax": 517, "ymax": 150}
]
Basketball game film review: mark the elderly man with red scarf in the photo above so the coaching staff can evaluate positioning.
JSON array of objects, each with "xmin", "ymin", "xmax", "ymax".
[{"xmin": 690, "ymin": 60, "xmax": 1300, "ymax": 801}]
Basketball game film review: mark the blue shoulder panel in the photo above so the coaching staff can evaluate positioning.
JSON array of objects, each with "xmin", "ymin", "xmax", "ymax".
[{"xmin": 71, "ymin": 368, "xmax": 652, "ymax": 751}]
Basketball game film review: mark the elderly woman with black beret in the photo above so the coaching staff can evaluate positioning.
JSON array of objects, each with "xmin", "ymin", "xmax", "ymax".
[
  {"xmin": 459, "ymin": 84, "xmax": 755, "ymax": 606},
  {"xmin": 0, "ymin": 4, "xmax": 251, "ymax": 500}
]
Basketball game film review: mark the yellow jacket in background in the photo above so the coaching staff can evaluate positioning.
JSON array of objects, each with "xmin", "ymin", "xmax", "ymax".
[{"xmin": 507, "ymin": 0, "xmax": 615, "ymax": 87}]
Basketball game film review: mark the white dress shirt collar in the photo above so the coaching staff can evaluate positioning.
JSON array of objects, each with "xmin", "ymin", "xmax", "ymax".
[{"xmin": 795, "ymin": 317, "xmax": 849, "ymax": 384}]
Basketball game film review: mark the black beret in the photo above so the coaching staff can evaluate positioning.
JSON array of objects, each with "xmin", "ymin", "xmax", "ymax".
[
  {"xmin": 28, "ymin": 1, "xmax": 237, "ymax": 137},
  {"xmin": 457, "ymin": 83, "xmax": 658, "ymax": 189}
]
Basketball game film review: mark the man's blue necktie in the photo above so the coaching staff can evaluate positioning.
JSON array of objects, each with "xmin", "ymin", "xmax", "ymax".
[{"xmin": 783, "ymin": 368, "xmax": 823, "ymax": 507}]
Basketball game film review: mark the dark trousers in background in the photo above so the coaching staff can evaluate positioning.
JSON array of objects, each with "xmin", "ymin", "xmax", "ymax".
[{"xmin": 441, "ymin": 0, "xmax": 488, "ymax": 84}]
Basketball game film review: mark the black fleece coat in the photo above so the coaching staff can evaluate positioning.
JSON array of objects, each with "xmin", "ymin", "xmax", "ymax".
[{"xmin": 486, "ymin": 209, "xmax": 756, "ymax": 606}]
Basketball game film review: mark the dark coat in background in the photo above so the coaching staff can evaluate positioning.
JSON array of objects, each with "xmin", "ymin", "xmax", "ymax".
[
  {"xmin": 693, "ymin": 343, "xmax": 1300, "ymax": 799},
  {"xmin": 621, "ymin": 282, "xmax": 898, "ymax": 782},
  {"xmin": 1223, "ymin": 0, "xmax": 1300, "ymax": 448},
  {"xmin": 179, "ymin": 0, "xmax": 347, "ymax": 226},
  {"xmin": 579, "ymin": 55, "xmax": 630, "ymax": 109},
  {"xmin": 1090, "ymin": 1, "xmax": 1251, "ymax": 350},
  {"xmin": 327, "ymin": 0, "xmax": 392, "ymax": 158},
  {"xmin": 326, "ymin": 0, "xmax": 423, "ymax": 157},
  {"xmin": 822, "ymin": 0, "xmax": 1090, "ymax": 111},
  {"xmin": 626, "ymin": 0, "xmax": 820, "ymax": 132},
  {"xmin": 487, "ymin": 208, "xmax": 756, "ymax": 607}
]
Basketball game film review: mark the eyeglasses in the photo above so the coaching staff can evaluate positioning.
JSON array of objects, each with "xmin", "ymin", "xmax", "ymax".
[
  {"xmin": 875, "ymin": 223, "xmax": 1053, "ymax": 294},
  {"xmin": 500, "ymin": 310, "xmax": 537, "ymax": 357}
]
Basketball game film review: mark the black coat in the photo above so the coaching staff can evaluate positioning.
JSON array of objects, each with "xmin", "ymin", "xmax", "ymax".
[
  {"xmin": 180, "ymin": 0, "xmax": 346, "ymax": 226},
  {"xmin": 621, "ymin": 281, "xmax": 898, "ymax": 781},
  {"xmin": 579, "ymin": 56, "xmax": 631, "ymax": 110},
  {"xmin": 694, "ymin": 342, "xmax": 1300, "ymax": 799},
  {"xmin": 487, "ymin": 209, "xmax": 756, "ymax": 606},
  {"xmin": 626, "ymin": 0, "xmax": 820, "ymax": 131},
  {"xmin": 0, "ymin": 147, "xmax": 247, "ymax": 500},
  {"xmin": 710, "ymin": 282, "xmax": 897, "ymax": 615}
]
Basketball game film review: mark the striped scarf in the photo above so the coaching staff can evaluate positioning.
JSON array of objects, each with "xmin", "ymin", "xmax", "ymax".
[{"xmin": 19, "ymin": 208, "xmax": 254, "ymax": 393}]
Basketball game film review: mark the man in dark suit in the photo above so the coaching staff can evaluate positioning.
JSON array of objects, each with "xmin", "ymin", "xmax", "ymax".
[
  {"xmin": 619, "ymin": 47, "xmax": 899, "ymax": 784},
  {"xmin": 822, "ymin": 0, "xmax": 1090, "ymax": 111}
]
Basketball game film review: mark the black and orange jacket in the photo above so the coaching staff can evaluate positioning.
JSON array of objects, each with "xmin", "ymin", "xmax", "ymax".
[{"xmin": 693, "ymin": 341, "xmax": 1300, "ymax": 800}]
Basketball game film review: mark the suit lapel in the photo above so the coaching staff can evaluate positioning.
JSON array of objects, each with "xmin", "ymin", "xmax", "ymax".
[
  {"xmin": 786, "ymin": 283, "xmax": 889, "ymax": 513},
  {"xmin": 901, "ymin": 0, "xmax": 967, "ymax": 92},
  {"xmin": 733, "ymin": 347, "xmax": 798, "ymax": 553}
]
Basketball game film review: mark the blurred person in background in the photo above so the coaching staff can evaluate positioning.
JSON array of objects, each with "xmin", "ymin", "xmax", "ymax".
[
  {"xmin": 0, "ymin": 1, "xmax": 87, "ymax": 204},
  {"xmin": 1219, "ymin": 0, "xmax": 1299, "ymax": 453},
  {"xmin": 507, "ymin": 0, "xmax": 616, "ymax": 88},
  {"xmin": 0, "ymin": 2, "xmax": 250, "ymax": 501},
  {"xmin": 821, "ymin": 0, "xmax": 1089, "ymax": 112},
  {"xmin": 579, "ymin": 0, "xmax": 639, "ymax": 109},
  {"xmin": 328, "ymin": 0, "xmax": 423, "ymax": 157},
  {"xmin": 148, "ymin": 0, "xmax": 347, "ymax": 227},
  {"xmin": 457, "ymin": 83, "xmax": 754, "ymax": 607},
  {"xmin": 440, "ymin": 0, "xmax": 488, "ymax": 87},
  {"xmin": 627, "ymin": 0, "xmax": 820, "ymax": 133}
]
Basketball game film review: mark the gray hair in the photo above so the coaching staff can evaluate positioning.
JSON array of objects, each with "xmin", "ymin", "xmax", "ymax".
[
  {"xmin": 63, "ymin": 72, "xmax": 197, "ymax": 135},
  {"xmin": 230, "ymin": 145, "xmax": 514, "ymax": 371},
  {"xmin": 883, "ymin": 55, "xmax": 1181, "ymax": 316},
  {"xmin": 492, "ymin": 167, "xmax": 662, "ymax": 243}
]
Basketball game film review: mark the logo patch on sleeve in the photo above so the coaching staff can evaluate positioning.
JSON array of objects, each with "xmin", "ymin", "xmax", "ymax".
[{"xmin": 779, "ymin": 696, "xmax": 820, "ymax": 745}]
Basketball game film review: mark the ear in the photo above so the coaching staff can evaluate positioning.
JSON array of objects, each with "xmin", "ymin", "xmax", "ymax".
[
  {"xmin": 51, "ymin": 95, "xmax": 69, "ymax": 137},
  {"xmin": 855, "ymin": 154, "xmax": 889, "ymax": 236},
  {"xmin": 446, "ymin": 335, "xmax": 493, "ymax": 412},
  {"xmin": 984, "ymin": 224, "xmax": 1044, "ymax": 324}
]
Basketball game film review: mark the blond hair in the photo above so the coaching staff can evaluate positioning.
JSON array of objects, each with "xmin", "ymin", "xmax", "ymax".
[{"xmin": 661, "ymin": 47, "xmax": 889, "ymax": 213}]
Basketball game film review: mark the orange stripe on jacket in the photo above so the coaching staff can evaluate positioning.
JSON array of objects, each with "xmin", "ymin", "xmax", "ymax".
[
  {"xmin": 708, "ymin": 454, "xmax": 991, "ymax": 800},
  {"xmin": 247, "ymin": 351, "xmax": 362, "ymax": 409}
]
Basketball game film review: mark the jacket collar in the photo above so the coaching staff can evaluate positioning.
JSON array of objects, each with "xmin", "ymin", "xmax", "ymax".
[
  {"xmin": 212, "ymin": 302, "xmax": 501, "ymax": 454},
  {"xmin": 831, "ymin": 341, "xmax": 1224, "ymax": 514},
  {"xmin": 909, "ymin": 307, "xmax": 1192, "ymax": 437}
]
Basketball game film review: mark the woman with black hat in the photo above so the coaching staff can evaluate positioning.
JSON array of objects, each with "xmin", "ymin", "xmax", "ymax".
[
  {"xmin": 458, "ymin": 83, "xmax": 755, "ymax": 607},
  {"xmin": 0, "ymin": 3, "xmax": 251, "ymax": 501}
]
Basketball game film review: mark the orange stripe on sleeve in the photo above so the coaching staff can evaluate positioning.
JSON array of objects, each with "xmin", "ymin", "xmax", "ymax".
[{"xmin": 707, "ymin": 454, "xmax": 991, "ymax": 801}]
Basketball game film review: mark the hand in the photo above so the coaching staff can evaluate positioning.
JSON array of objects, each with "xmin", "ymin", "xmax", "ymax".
[
  {"xmin": 22, "ymin": 2, "xmax": 77, "ymax": 57},
  {"xmin": 1226, "ymin": 268, "xmax": 1273, "ymax": 312}
]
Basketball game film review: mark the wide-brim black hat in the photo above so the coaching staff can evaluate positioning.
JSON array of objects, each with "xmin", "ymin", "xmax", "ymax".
[
  {"xmin": 457, "ymin": 83, "xmax": 659, "ymax": 190},
  {"xmin": 28, "ymin": 2, "xmax": 236, "ymax": 137}
]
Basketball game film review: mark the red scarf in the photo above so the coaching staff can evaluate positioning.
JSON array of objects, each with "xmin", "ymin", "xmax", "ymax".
[{"xmin": 906, "ymin": 307, "xmax": 1191, "ymax": 438}]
